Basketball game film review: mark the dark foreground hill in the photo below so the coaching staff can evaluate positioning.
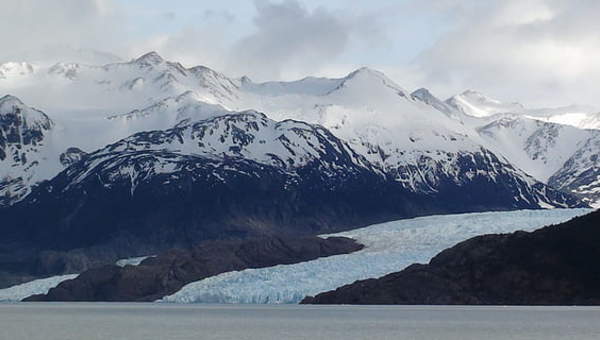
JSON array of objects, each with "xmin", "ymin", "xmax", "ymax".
[
  {"xmin": 302, "ymin": 210, "xmax": 600, "ymax": 305},
  {"xmin": 25, "ymin": 236, "xmax": 362, "ymax": 302}
]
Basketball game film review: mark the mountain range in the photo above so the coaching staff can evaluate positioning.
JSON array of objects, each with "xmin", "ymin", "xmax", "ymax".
[{"xmin": 0, "ymin": 52, "xmax": 598, "ymax": 287}]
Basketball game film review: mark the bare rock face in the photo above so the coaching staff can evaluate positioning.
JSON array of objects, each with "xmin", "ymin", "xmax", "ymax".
[
  {"xmin": 59, "ymin": 147, "xmax": 88, "ymax": 167},
  {"xmin": 25, "ymin": 236, "xmax": 363, "ymax": 302},
  {"xmin": 303, "ymin": 210, "xmax": 600, "ymax": 305}
]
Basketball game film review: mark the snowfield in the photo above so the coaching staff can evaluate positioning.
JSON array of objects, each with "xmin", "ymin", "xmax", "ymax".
[{"xmin": 160, "ymin": 208, "xmax": 591, "ymax": 304}]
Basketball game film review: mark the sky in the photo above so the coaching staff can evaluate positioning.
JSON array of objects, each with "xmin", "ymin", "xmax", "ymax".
[{"xmin": 1, "ymin": 0, "xmax": 599, "ymax": 107}]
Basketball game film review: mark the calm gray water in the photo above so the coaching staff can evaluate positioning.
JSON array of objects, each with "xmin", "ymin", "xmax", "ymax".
[{"xmin": 1, "ymin": 304, "xmax": 599, "ymax": 340}]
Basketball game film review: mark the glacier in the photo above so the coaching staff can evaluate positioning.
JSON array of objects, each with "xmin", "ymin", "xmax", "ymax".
[
  {"xmin": 0, "ymin": 275, "xmax": 78, "ymax": 302},
  {"xmin": 160, "ymin": 208, "xmax": 591, "ymax": 304},
  {"xmin": 0, "ymin": 255, "xmax": 155, "ymax": 302}
]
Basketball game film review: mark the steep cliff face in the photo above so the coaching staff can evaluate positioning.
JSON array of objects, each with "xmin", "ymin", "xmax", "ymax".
[{"xmin": 303, "ymin": 210, "xmax": 600, "ymax": 305}]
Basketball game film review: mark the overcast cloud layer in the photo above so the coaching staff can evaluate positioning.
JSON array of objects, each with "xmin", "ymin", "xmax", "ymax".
[{"xmin": 0, "ymin": 0, "xmax": 599, "ymax": 107}]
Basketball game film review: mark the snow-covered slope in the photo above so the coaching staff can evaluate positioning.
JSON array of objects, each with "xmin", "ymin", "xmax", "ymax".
[
  {"xmin": 0, "ymin": 52, "xmax": 243, "ymax": 120},
  {"xmin": 549, "ymin": 135, "xmax": 600, "ymax": 208},
  {"xmin": 446, "ymin": 90, "xmax": 525, "ymax": 118},
  {"xmin": 231, "ymin": 68, "xmax": 571, "ymax": 205},
  {"xmin": 475, "ymin": 115, "xmax": 600, "ymax": 206},
  {"xmin": 0, "ymin": 52, "xmax": 592, "ymax": 208},
  {"xmin": 476, "ymin": 116, "xmax": 597, "ymax": 182},
  {"xmin": 160, "ymin": 208, "xmax": 590, "ymax": 304},
  {"xmin": 525, "ymin": 106, "xmax": 600, "ymax": 130},
  {"xmin": 411, "ymin": 88, "xmax": 460, "ymax": 119},
  {"xmin": 446, "ymin": 90, "xmax": 600, "ymax": 131}
]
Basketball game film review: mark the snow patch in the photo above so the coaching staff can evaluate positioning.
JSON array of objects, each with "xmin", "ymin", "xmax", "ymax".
[{"xmin": 116, "ymin": 256, "xmax": 155, "ymax": 267}]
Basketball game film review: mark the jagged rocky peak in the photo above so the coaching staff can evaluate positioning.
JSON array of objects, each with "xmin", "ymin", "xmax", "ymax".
[
  {"xmin": 411, "ymin": 88, "xmax": 435, "ymax": 100},
  {"xmin": 240, "ymin": 75, "xmax": 252, "ymax": 84},
  {"xmin": 411, "ymin": 88, "xmax": 458, "ymax": 117},
  {"xmin": 59, "ymin": 147, "xmax": 88, "ymax": 167}
]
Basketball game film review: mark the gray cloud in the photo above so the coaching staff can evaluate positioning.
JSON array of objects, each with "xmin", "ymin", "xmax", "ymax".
[
  {"xmin": 409, "ymin": 0, "xmax": 600, "ymax": 106},
  {"xmin": 2, "ymin": 0, "xmax": 599, "ymax": 107},
  {"xmin": 128, "ymin": 0, "xmax": 386, "ymax": 81},
  {"xmin": 0, "ymin": 0, "xmax": 123, "ymax": 64},
  {"xmin": 224, "ymin": 0, "xmax": 349, "ymax": 80},
  {"xmin": 202, "ymin": 9, "xmax": 235, "ymax": 23}
]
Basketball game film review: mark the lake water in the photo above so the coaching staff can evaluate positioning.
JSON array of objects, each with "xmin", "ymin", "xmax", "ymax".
[{"xmin": 1, "ymin": 304, "xmax": 599, "ymax": 339}]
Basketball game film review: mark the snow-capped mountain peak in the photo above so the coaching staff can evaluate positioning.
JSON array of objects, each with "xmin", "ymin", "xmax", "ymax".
[
  {"xmin": 332, "ymin": 67, "xmax": 410, "ymax": 98},
  {"xmin": 446, "ymin": 90, "xmax": 525, "ymax": 118},
  {"xmin": 133, "ymin": 51, "xmax": 165, "ymax": 66},
  {"xmin": 0, "ymin": 94, "xmax": 52, "ymax": 130},
  {"xmin": 107, "ymin": 90, "xmax": 230, "ymax": 127},
  {"xmin": 410, "ymin": 88, "xmax": 459, "ymax": 118},
  {"xmin": 0, "ymin": 94, "xmax": 25, "ymax": 109}
]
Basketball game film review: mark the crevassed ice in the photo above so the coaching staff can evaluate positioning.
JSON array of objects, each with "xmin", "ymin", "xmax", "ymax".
[{"xmin": 160, "ymin": 208, "xmax": 591, "ymax": 304}]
